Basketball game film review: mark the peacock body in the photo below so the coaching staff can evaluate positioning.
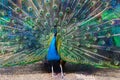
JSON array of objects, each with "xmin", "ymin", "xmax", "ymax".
[{"xmin": 0, "ymin": 0, "xmax": 120, "ymax": 68}]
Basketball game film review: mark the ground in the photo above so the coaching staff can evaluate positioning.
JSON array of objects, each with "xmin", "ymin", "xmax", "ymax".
[{"xmin": 0, "ymin": 62, "xmax": 120, "ymax": 80}]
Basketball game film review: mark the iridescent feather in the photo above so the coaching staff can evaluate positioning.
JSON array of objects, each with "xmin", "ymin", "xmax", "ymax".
[{"xmin": 0, "ymin": 0, "xmax": 120, "ymax": 68}]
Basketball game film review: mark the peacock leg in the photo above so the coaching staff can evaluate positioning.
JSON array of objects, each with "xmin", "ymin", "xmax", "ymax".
[
  {"xmin": 51, "ymin": 66, "xmax": 54, "ymax": 77},
  {"xmin": 60, "ymin": 64, "xmax": 64, "ymax": 79}
]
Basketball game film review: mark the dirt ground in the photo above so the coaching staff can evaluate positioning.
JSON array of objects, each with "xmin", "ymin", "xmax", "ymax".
[{"xmin": 0, "ymin": 62, "xmax": 120, "ymax": 80}]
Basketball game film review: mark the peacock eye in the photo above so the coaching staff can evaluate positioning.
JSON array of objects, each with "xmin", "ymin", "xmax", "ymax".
[
  {"xmin": 93, "ymin": 49, "xmax": 98, "ymax": 53},
  {"xmin": 46, "ymin": 12, "xmax": 50, "ymax": 17},
  {"xmin": 111, "ymin": 20, "xmax": 115, "ymax": 25},
  {"xmin": 54, "ymin": 18, "xmax": 58, "ymax": 23},
  {"xmin": 46, "ymin": 35, "xmax": 49, "ymax": 39},
  {"xmin": 44, "ymin": 21, "xmax": 48, "ymax": 26},
  {"xmin": 77, "ymin": 3, "xmax": 81, "ymax": 8},
  {"xmin": 16, "ymin": 37, "xmax": 20, "ymax": 42},
  {"xmin": 1, "ymin": 35, "xmax": 5, "ymax": 39},
  {"xmin": 105, "ymin": 2, "xmax": 109, "ymax": 7},
  {"xmin": 25, "ymin": 17, "xmax": 30, "ymax": 21},
  {"xmin": 86, "ymin": 26, "xmax": 90, "ymax": 31},
  {"xmin": 74, "ymin": 27, "xmax": 78, "ymax": 30},
  {"xmin": 23, "ymin": 36, "xmax": 27, "ymax": 39},
  {"xmin": 93, "ymin": 37, "xmax": 97, "ymax": 41},
  {"xmin": 99, "ymin": 40, "xmax": 105, "ymax": 45},
  {"xmin": 77, "ymin": 42, "xmax": 80, "ymax": 46},
  {"xmin": 27, "ymin": 7, "xmax": 33, "ymax": 12},
  {"xmin": 46, "ymin": 0, "xmax": 50, "ymax": 4},
  {"xmin": 72, "ymin": 18, "xmax": 77, "ymax": 22},
  {"xmin": 39, "ymin": 9, "xmax": 44, "ymax": 15},
  {"xmin": 114, "ymin": 61, "xmax": 119, "ymax": 66},
  {"xmin": 53, "ymin": 4, "xmax": 58, "ymax": 10},
  {"xmin": 83, "ymin": 36, "xmax": 87, "ymax": 40},
  {"xmin": 106, "ymin": 33, "xmax": 111, "ymax": 38},
  {"xmin": 66, "ymin": 7, "xmax": 70, "ymax": 13},
  {"xmin": 59, "ymin": 12, "xmax": 63, "ymax": 17},
  {"xmin": 85, "ymin": 44, "xmax": 91, "ymax": 48},
  {"xmin": 35, "ymin": 18, "xmax": 41, "ymax": 23},
  {"xmin": 62, "ymin": 21, "xmax": 67, "ymax": 26},
  {"xmin": 97, "ymin": 27, "xmax": 100, "ymax": 31},
  {"xmin": 0, "ymin": 11, "xmax": 6, "ymax": 16},
  {"xmin": 12, "ymin": 30, "xmax": 17, "ymax": 34},
  {"xmin": 19, "ymin": 45, "xmax": 23, "ymax": 49},
  {"xmin": 1, "ymin": 49, "xmax": 6, "ymax": 54},
  {"xmin": 0, "ymin": 26, "xmax": 5, "ymax": 31},
  {"xmin": 91, "ymin": 1, "xmax": 96, "ymax": 6},
  {"xmin": 71, "ymin": 35, "xmax": 74, "ymax": 39},
  {"xmin": 69, "ymin": 47, "xmax": 73, "ymax": 50},
  {"xmin": 62, "ymin": 29, "xmax": 67, "ymax": 33},
  {"xmin": 15, "ymin": 7, "xmax": 21, "ymax": 13}
]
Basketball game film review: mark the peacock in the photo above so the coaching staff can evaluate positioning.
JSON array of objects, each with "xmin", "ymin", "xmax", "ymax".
[{"xmin": 0, "ymin": 0, "xmax": 120, "ymax": 78}]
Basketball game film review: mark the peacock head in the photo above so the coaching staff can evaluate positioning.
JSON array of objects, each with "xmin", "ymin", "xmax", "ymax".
[{"xmin": 54, "ymin": 25, "xmax": 57, "ymax": 36}]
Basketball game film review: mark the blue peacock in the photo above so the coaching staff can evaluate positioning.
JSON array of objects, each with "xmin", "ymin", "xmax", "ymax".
[{"xmin": 0, "ymin": 0, "xmax": 120, "ymax": 77}]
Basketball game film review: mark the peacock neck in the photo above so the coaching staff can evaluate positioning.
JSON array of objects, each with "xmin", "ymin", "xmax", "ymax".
[{"xmin": 47, "ymin": 35, "xmax": 60, "ymax": 61}]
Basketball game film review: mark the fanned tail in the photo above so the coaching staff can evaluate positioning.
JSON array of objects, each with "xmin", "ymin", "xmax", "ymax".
[{"xmin": 0, "ymin": 0, "xmax": 120, "ymax": 68}]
